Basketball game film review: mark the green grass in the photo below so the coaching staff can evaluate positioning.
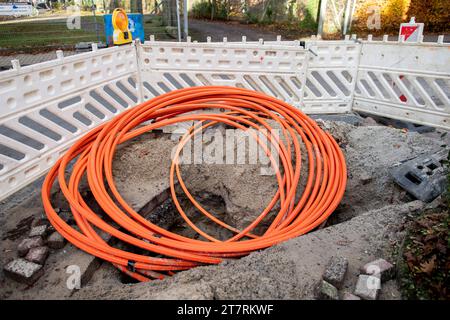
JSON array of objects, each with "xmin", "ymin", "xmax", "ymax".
[
  {"xmin": 0, "ymin": 16, "xmax": 100, "ymax": 51},
  {"xmin": 142, "ymin": 15, "xmax": 169, "ymax": 40},
  {"xmin": 0, "ymin": 14, "xmax": 170, "ymax": 52}
]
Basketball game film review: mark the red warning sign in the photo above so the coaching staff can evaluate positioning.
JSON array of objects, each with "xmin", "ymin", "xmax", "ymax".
[
  {"xmin": 401, "ymin": 26, "xmax": 418, "ymax": 41},
  {"xmin": 399, "ymin": 17, "xmax": 424, "ymax": 42}
]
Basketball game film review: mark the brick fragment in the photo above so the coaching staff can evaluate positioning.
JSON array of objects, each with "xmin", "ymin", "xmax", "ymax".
[
  {"xmin": 17, "ymin": 237, "xmax": 44, "ymax": 257},
  {"xmin": 29, "ymin": 225, "xmax": 48, "ymax": 238},
  {"xmin": 47, "ymin": 231, "xmax": 66, "ymax": 249},
  {"xmin": 316, "ymin": 280, "xmax": 339, "ymax": 300},
  {"xmin": 354, "ymin": 275, "xmax": 380, "ymax": 300},
  {"xmin": 360, "ymin": 258, "xmax": 394, "ymax": 282},
  {"xmin": 3, "ymin": 258, "xmax": 44, "ymax": 285},
  {"xmin": 25, "ymin": 246, "xmax": 49, "ymax": 265},
  {"xmin": 323, "ymin": 256, "xmax": 348, "ymax": 289},
  {"xmin": 341, "ymin": 292, "xmax": 361, "ymax": 300}
]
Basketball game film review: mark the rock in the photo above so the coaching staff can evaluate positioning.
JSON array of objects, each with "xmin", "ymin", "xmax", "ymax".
[
  {"xmin": 3, "ymin": 258, "xmax": 44, "ymax": 285},
  {"xmin": 17, "ymin": 237, "xmax": 44, "ymax": 257},
  {"xmin": 354, "ymin": 275, "xmax": 380, "ymax": 300},
  {"xmin": 359, "ymin": 172, "xmax": 373, "ymax": 185},
  {"xmin": 341, "ymin": 292, "xmax": 361, "ymax": 300},
  {"xmin": 322, "ymin": 256, "xmax": 348, "ymax": 289},
  {"xmin": 25, "ymin": 246, "xmax": 49, "ymax": 265},
  {"xmin": 360, "ymin": 258, "xmax": 394, "ymax": 282},
  {"xmin": 29, "ymin": 225, "xmax": 48, "ymax": 238},
  {"xmin": 47, "ymin": 232, "xmax": 66, "ymax": 249},
  {"xmin": 361, "ymin": 116, "xmax": 379, "ymax": 126},
  {"xmin": 31, "ymin": 216, "xmax": 49, "ymax": 228},
  {"xmin": 316, "ymin": 280, "xmax": 339, "ymax": 300}
]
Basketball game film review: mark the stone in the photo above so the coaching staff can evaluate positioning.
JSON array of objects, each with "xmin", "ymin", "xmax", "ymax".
[
  {"xmin": 31, "ymin": 216, "xmax": 50, "ymax": 228},
  {"xmin": 47, "ymin": 231, "xmax": 66, "ymax": 249},
  {"xmin": 341, "ymin": 292, "xmax": 361, "ymax": 300},
  {"xmin": 360, "ymin": 258, "xmax": 394, "ymax": 282},
  {"xmin": 322, "ymin": 256, "xmax": 348, "ymax": 289},
  {"xmin": 3, "ymin": 258, "xmax": 44, "ymax": 285},
  {"xmin": 361, "ymin": 116, "xmax": 379, "ymax": 126},
  {"xmin": 354, "ymin": 275, "xmax": 380, "ymax": 300},
  {"xmin": 25, "ymin": 246, "xmax": 49, "ymax": 265},
  {"xmin": 29, "ymin": 225, "xmax": 48, "ymax": 238},
  {"xmin": 17, "ymin": 237, "xmax": 44, "ymax": 257},
  {"xmin": 316, "ymin": 280, "xmax": 339, "ymax": 300},
  {"xmin": 359, "ymin": 172, "xmax": 373, "ymax": 185}
]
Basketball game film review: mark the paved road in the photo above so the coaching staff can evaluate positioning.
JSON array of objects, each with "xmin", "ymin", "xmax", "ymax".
[
  {"xmin": 188, "ymin": 19, "xmax": 449, "ymax": 43},
  {"xmin": 188, "ymin": 19, "xmax": 284, "ymax": 42},
  {"xmin": 0, "ymin": 51, "xmax": 77, "ymax": 70}
]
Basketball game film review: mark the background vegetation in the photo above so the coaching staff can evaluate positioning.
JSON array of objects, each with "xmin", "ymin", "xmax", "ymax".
[{"xmin": 188, "ymin": 0, "xmax": 449, "ymax": 35}]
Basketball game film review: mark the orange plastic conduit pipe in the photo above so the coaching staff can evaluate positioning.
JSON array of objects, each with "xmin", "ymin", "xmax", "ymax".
[{"xmin": 42, "ymin": 86, "xmax": 347, "ymax": 282}]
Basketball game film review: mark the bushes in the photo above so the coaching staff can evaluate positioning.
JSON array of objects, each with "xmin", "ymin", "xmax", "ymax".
[
  {"xmin": 191, "ymin": 0, "xmax": 213, "ymax": 19},
  {"xmin": 190, "ymin": 0, "xmax": 319, "ymax": 28},
  {"xmin": 408, "ymin": 0, "xmax": 450, "ymax": 32},
  {"xmin": 352, "ymin": 0, "xmax": 450, "ymax": 34},
  {"xmin": 191, "ymin": 0, "xmax": 231, "ymax": 20},
  {"xmin": 297, "ymin": 0, "xmax": 319, "ymax": 31},
  {"xmin": 352, "ymin": 0, "xmax": 409, "ymax": 34}
]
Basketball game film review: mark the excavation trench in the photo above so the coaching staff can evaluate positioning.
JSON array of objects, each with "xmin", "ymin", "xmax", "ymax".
[
  {"xmin": 42, "ymin": 87, "xmax": 348, "ymax": 282},
  {"xmin": 1, "ymin": 104, "xmax": 448, "ymax": 298}
]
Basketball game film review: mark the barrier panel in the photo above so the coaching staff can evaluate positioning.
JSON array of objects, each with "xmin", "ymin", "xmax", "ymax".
[
  {"xmin": 353, "ymin": 36, "xmax": 450, "ymax": 130},
  {"xmin": 0, "ymin": 36, "xmax": 449, "ymax": 200},
  {"xmin": 0, "ymin": 45, "xmax": 140, "ymax": 200},
  {"xmin": 138, "ymin": 37, "xmax": 309, "ymax": 111},
  {"xmin": 303, "ymin": 38, "xmax": 359, "ymax": 112}
]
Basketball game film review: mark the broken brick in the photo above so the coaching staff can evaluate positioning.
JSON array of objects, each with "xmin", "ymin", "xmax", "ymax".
[
  {"xmin": 316, "ymin": 280, "xmax": 339, "ymax": 300},
  {"xmin": 47, "ymin": 231, "xmax": 66, "ymax": 249},
  {"xmin": 29, "ymin": 225, "xmax": 48, "ymax": 238},
  {"xmin": 360, "ymin": 258, "xmax": 394, "ymax": 282},
  {"xmin": 323, "ymin": 256, "xmax": 348, "ymax": 289},
  {"xmin": 25, "ymin": 246, "xmax": 49, "ymax": 265},
  {"xmin": 354, "ymin": 275, "xmax": 380, "ymax": 300},
  {"xmin": 341, "ymin": 292, "xmax": 361, "ymax": 300},
  {"xmin": 17, "ymin": 237, "xmax": 44, "ymax": 257},
  {"xmin": 3, "ymin": 258, "xmax": 44, "ymax": 285}
]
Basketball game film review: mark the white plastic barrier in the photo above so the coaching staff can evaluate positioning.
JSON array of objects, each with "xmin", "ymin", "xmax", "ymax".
[
  {"xmin": 353, "ymin": 36, "xmax": 450, "ymax": 130},
  {"xmin": 303, "ymin": 38, "xmax": 359, "ymax": 112},
  {"xmin": 138, "ymin": 37, "xmax": 310, "ymax": 111},
  {"xmin": 0, "ymin": 45, "xmax": 140, "ymax": 200},
  {"xmin": 137, "ymin": 36, "xmax": 360, "ymax": 114},
  {"xmin": 0, "ymin": 37, "xmax": 449, "ymax": 200}
]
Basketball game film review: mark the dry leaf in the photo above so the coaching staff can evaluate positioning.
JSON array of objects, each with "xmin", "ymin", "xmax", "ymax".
[{"xmin": 419, "ymin": 255, "xmax": 436, "ymax": 274}]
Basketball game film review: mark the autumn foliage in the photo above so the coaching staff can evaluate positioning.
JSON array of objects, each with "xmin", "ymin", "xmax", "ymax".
[{"xmin": 352, "ymin": 0, "xmax": 449, "ymax": 34}]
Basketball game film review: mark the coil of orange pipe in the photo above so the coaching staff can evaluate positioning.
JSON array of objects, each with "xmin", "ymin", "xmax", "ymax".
[{"xmin": 42, "ymin": 86, "xmax": 347, "ymax": 282}]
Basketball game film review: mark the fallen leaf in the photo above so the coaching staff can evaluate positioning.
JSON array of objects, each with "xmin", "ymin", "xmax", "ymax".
[{"xmin": 419, "ymin": 255, "xmax": 436, "ymax": 274}]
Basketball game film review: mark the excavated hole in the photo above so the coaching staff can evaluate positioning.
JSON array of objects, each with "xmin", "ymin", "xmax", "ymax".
[{"xmin": 10, "ymin": 119, "xmax": 441, "ymax": 287}]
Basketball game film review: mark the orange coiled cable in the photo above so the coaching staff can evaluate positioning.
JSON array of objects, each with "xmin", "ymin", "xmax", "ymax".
[{"xmin": 42, "ymin": 86, "xmax": 347, "ymax": 282}]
